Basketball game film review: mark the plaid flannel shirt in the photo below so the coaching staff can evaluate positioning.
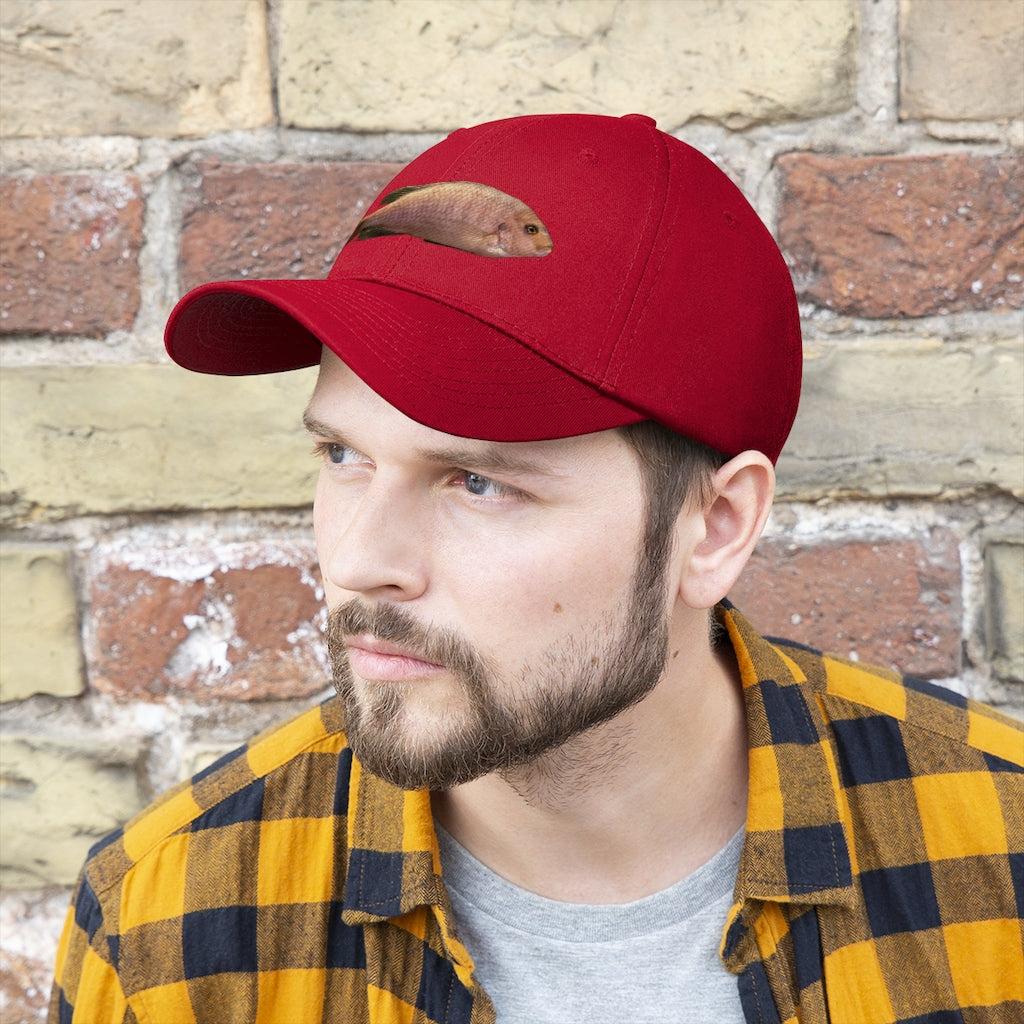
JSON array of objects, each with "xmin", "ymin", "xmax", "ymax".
[{"xmin": 52, "ymin": 603, "xmax": 1024, "ymax": 1024}]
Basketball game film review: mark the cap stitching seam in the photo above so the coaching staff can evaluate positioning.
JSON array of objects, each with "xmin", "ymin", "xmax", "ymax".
[{"xmin": 606, "ymin": 128, "xmax": 673, "ymax": 392}]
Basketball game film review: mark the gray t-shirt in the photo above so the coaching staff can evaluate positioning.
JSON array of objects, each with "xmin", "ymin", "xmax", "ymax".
[{"xmin": 437, "ymin": 825, "xmax": 745, "ymax": 1024}]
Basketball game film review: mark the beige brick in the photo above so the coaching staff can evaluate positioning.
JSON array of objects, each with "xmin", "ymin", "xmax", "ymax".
[
  {"xmin": 278, "ymin": 0, "xmax": 856, "ymax": 131},
  {"xmin": 777, "ymin": 339, "xmax": 1024, "ymax": 501},
  {"xmin": 0, "ymin": 545, "xmax": 84, "ymax": 702},
  {"xmin": 0, "ymin": 0, "xmax": 272, "ymax": 138},
  {"xmin": 0, "ymin": 365, "xmax": 319, "ymax": 521},
  {"xmin": 4, "ymin": 340, "xmax": 1020, "ymax": 518},
  {"xmin": 986, "ymin": 539, "xmax": 1024, "ymax": 682},
  {"xmin": 900, "ymin": 0, "xmax": 1024, "ymax": 121},
  {"xmin": 0, "ymin": 733, "xmax": 144, "ymax": 886}
]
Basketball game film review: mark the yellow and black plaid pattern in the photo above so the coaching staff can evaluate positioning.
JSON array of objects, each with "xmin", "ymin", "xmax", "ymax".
[
  {"xmin": 51, "ymin": 699, "xmax": 489, "ymax": 1024},
  {"xmin": 51, "ymin": 604, "xmax": 1023, "ymax": 1023},
  {"xmin": 720, "ymin": 602, "xmax": 1024, "ymax": 1023}
]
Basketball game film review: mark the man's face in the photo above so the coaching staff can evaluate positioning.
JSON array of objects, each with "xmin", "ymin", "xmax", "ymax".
[{"xmin": 306, "ymin": 351, "xmax": 673, "ymax": 790}]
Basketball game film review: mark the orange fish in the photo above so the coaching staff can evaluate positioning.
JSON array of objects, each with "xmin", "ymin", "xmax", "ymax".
[{"xmin": 349, "ymin": 181, "xmax": 553, "ymax": 257}]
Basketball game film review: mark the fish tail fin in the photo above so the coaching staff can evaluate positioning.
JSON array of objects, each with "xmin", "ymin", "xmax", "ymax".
[
  {"xmin": 346, "ymin": 184, "xmax": 434, "ymax": 242},
  {"xmin": 351, "ymin": 221, "xmax": 403, "ymax": 241}
]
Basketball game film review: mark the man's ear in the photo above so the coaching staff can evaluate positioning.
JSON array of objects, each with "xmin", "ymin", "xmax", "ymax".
[{"xmin": 675, "ymin": 451, "xmax": 775, "ymax": 610}]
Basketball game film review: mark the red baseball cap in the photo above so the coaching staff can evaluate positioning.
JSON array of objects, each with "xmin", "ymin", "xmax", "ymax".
[{"xmin": 165, "ymin": 113, "xmax": 801, "ymax": 461}]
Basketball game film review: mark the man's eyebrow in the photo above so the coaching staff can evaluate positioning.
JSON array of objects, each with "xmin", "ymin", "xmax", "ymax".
[
  {"xmin": 418, "ymin": 443, "xmax": 556, "ymax": 477},
  {"xmin": 303, "ymin": 410, "xmax": 559, "ymax": 478},
  {"xmin": 302, "ymin": 411, "xmax": 341, "ymax": 439}
]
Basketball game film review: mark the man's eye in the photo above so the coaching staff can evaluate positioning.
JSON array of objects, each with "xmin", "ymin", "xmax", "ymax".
[
  {"xmin": 461, "ymin": 472, "xmax": 521, "ymax": 500},
  {"xmin": 315, "ymin": 442, "xmax": 362, "ymax": 466},
  {"xmin": 463, "ymin": 472, "xmax": 496, "ymax": 496}
]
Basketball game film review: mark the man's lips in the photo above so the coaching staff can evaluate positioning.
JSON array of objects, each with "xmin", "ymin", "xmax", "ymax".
[{"xmin": 344, "ymin": 634, "xmax": 446, "ymax": 681}]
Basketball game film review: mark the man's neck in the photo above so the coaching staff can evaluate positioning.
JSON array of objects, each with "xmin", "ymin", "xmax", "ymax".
[{"xmin": 431, "ymin": 617, "xmax": 748, "ymax": 904}]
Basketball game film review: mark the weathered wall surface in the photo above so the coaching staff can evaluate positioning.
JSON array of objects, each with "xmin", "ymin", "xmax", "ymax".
[{"xmin": 1, "ymin": 0, "xmax": 1022, "ymax": 1018}]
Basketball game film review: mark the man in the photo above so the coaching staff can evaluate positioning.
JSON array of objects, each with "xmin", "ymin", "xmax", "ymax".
[{"xmin": 52, "ymin": 114, "xmax": 1022, "ymax": 1023}]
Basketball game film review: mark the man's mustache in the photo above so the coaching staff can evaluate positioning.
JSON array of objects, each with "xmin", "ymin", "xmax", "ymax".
[{"xmin": 325, "ymin": 599, "xmax": 489, "ymax": 680}]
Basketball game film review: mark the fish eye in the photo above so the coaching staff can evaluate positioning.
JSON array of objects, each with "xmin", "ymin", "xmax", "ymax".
[{"xmin": 524, "ymin": 224, "xmax": 539, "ymax": 235}]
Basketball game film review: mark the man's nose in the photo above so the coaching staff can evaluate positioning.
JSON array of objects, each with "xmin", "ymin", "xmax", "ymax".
[{"xmin": 317, "ymin": 474, "xmax": 430, "ymax": 602}]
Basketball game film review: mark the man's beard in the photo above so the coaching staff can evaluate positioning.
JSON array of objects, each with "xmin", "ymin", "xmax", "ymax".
[{"xmin": 325, "ymin": 550, "xmax": 671, "ymax": 791}]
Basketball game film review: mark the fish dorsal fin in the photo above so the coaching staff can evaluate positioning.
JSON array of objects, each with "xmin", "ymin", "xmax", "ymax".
[{"xmin": 379, "ymin": 183, "xmax": 432, "ymax": 205}]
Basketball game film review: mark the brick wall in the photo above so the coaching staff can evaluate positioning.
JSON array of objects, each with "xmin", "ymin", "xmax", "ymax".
[{"xmin": 1, "ymin": 1, "xmax": 1022, "ymax": 1017}]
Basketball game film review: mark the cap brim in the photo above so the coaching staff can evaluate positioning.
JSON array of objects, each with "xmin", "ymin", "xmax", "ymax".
[{"xmin": 165, "ymin": 279, "xmax": 646, "ymax": 442}]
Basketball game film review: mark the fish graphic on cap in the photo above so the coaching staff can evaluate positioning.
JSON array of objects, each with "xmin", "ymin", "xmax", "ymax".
[{"xmin": 349, "ymin": 181, "xmax": 553, "ymax": 257}]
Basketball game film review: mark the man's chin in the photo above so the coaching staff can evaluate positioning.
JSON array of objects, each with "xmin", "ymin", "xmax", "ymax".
[
  {"xmin": 340, "ymin": 701, "xmax": 487, "ymax": 790},
  {"xmin": 350, "ymin": 740, "xmax": 492, "ymax": 791}
]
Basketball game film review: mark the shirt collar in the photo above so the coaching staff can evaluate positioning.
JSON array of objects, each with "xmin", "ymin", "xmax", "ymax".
[
  {"xmin": 342, "ymin": 755, "xmax": 442, "ymax": 924},
  {"xmin": 719, "ymin": 601, "xmax": 856, "ymax": 908}
]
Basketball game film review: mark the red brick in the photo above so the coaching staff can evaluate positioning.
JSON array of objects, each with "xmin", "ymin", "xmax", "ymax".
[
  {"xmin": 777, "ymin": 153, "xmax": 1023, "ymax": 317},
  {"xmin": 0, "ymin": 949, "xmax": 50, "ymax": 1022},
  {"xmin": 89, "ymin": 545, "xmax": 327, "ymax": 701},
  {"xmin": 179, "ymin": 161, "xmax": 403, "ymax": 290},
  {"xmin": 729, "ymin": 529, "xmax": 962, "ymax": 678},
  {"xmin": 0, "ymin": 173, "xmax": 143, "ymax": 336}
]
